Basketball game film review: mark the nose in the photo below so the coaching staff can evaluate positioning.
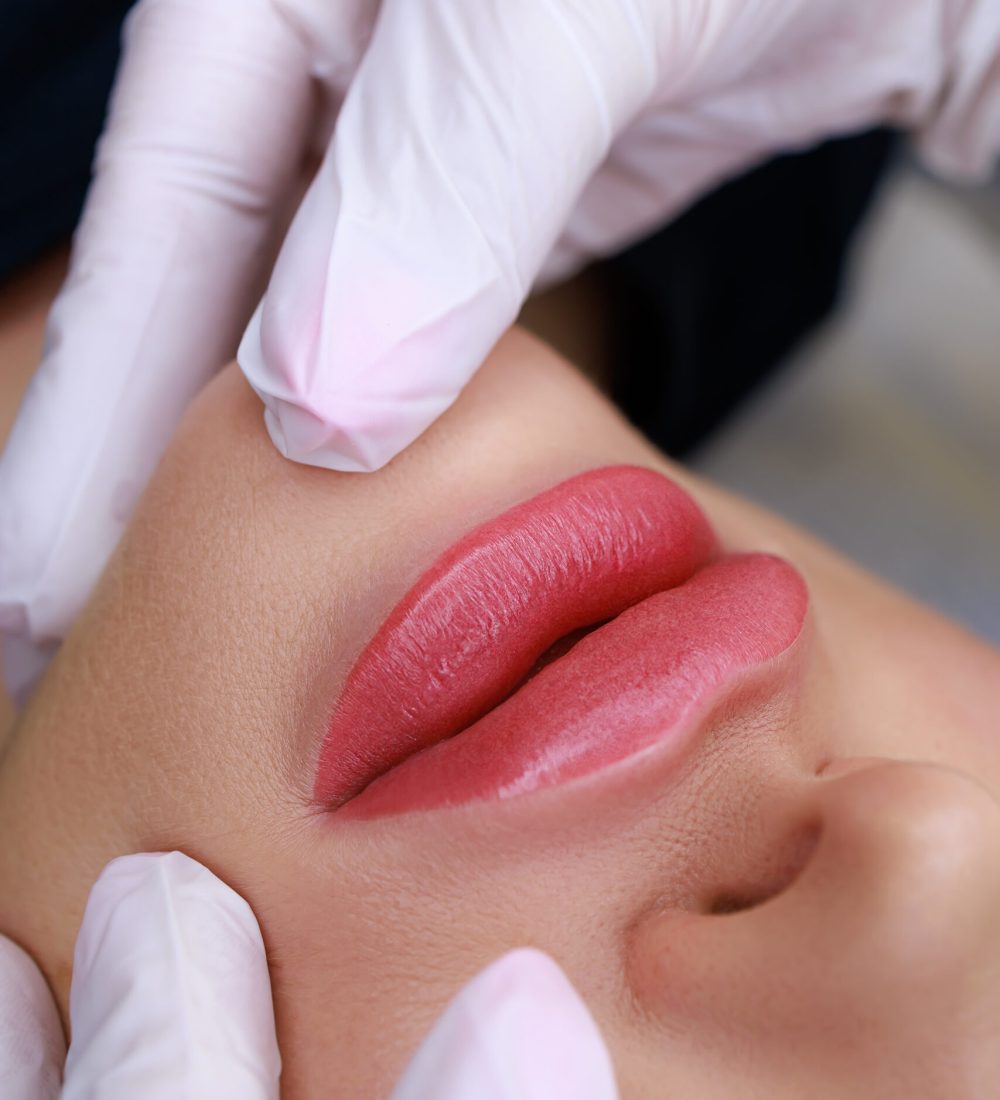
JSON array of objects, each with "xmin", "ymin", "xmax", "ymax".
[
  {"xmin": 627, "ymin": 760, "xmax": 1000, "ymax": 1095},
  {"xmin": 798, "ymin": 760, "xmax": 1000, "ymax": 973}
]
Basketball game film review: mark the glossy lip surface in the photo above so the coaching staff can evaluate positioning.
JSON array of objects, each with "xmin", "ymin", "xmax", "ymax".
[
  {"xmin": 315, "ymin": 465, "xmax": 808, "ymax": 819},
  {"xmin": 315, "ymin": 465, "xmax": 717, "ymax": 809},
  {"xmin": 346, "ymin": 553, "xmax": 807, "ymax": 819}
]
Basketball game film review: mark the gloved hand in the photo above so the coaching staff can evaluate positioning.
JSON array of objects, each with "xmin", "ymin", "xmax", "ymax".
[
  {"xmin": 0, "ymin": 852, "xmax": 617, "ymax": 1099},
  {"xmin": 3, "ymin": 0, "xmax": 1000, "ymax": 697}
]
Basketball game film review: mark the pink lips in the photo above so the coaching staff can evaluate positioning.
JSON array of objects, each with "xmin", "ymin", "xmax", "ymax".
[{"xmin": 314, "ymin": 466, "xmax": 808, "ymax": 818}]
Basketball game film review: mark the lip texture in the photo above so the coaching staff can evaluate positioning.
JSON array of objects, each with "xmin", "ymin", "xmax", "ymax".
[{"xmin": 315, "ymin": 466, "xmax": 807, "ymax": 818}]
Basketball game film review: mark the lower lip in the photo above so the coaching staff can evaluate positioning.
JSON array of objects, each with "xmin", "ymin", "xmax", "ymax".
[{"xmin": 342, "ymin": 552, "xmax": 808, "ymax": 820}]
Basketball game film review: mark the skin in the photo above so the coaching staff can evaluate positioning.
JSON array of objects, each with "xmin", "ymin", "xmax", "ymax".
[{"xmin": 0, "ymin": 326, "xmax": 999, "ymax": 1097}]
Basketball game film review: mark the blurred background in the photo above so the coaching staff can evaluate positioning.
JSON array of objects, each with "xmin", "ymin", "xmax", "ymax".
[
  {"xmin": 525, "ymin": 153, "xmax": 1000, "ymax": 645},
  {"xmin": 2, "ymin": 1, "xmax": 998, "ymax": 672},
  {"xmin": 692, "ymin": 165, "xmax": 1000, "ymax": 645}
]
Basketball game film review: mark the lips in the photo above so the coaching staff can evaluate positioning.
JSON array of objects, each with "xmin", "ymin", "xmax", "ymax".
[{"xmin": 314, "ymin": 465, "xmax": 807, "ymax": 817}]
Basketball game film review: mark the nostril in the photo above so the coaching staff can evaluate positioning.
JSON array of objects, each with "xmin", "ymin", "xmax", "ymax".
[
  {"xmin": 707, "ymin": 891, "xmax": 764, "ymax": 915},
  {"xmin": 704, "ymin": 821, "xmax": 822, "ymax": 917}
]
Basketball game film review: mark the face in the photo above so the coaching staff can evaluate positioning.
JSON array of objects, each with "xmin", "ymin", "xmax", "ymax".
[{"xmin": 1, "ymin": 329, "xmax": 999, "ymax": 1098}]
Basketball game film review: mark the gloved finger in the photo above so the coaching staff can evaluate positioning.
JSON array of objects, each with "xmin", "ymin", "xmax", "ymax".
[
  {"xmin": 271, "ymin": 0, "xmax": 380, "ymax": 152},
  {"xmin": 390, "ymin": 949, "xmax": 618, "ymax": 1100},
  {"xmin": 540, "ymin": 107, "xmax": 768, "ymax": 285},
  {"xmin": 0, "ymin": 936, "xmax": 65, "ymax": 1100},
  {"xmin": 62, "ymin": 852, "xmax": 280, "ymax": 1100},
  {"xmin": 918, "ymin": 0, "xmax": 1000, "ymax": 176},
  {"xmin": 548, "ymin": 0, "xmax": 1000, "ymax": 283},
  {"xmin": 0, "ymin": 0, "xmax": 314, "ymax": 667},
  {"xmin": 238, "ymin": 0, "xmax": 659, "ymax": 473},
  {"xmin": 543, "ymin": 9, "xmax": 937, "ymax": 284}
]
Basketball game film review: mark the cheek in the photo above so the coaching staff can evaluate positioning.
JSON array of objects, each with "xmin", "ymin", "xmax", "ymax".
[
  {"xmin": 233, "ymin": 827, "xmax": 621, "ymax": 1097},
  {"xmin": 817, "ymin": 584, "xmax": 1000, "ymax": 787},
  {"xmin": 237, "ymin": 802, "xmax": 696, "ymax": 1100}
]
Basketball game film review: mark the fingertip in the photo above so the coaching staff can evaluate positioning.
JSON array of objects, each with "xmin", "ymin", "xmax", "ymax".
[
  {"xmin": 66, "ymin": 852, "xmax": 280, "ymax": 1100},
  {"xmin": 77, "ymin": 850, "xmax": 266, "ymax": 969},
  {"xmin": 391, "ymin": 948, "xmax": 618, "ymax": 1100},
  {"xmin": 0, "ymin": 936, "xmax": 65, "ymax": 1100}
]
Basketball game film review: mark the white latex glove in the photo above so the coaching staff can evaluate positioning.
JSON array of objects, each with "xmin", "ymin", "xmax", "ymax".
[
  {"xmin": 3, "ymin": 0, "xmax": 1000, "ymax": 696},
  {"xmin": 0, "ymin": 852, "xmax": 280, "ymax": 1099},
  {"xmin": 0, "ymin": 852, "xmax": 617, "ymax": 1099},
  {"xmin": 390, "ymin": 948, "xmax": 618, "ymax": 1100}
]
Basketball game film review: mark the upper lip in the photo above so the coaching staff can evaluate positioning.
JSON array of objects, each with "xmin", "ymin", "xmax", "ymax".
[{"xmin": 313, "ymin": 465, "xmax": 718, "ymax": 808}]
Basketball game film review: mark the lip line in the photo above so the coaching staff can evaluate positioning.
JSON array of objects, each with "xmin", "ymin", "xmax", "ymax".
[
  {"xmin": 341, "ymin": 565, "xmax": 702, "ymax": 811},
  {"xmin": 342, "ymin": 552, "xmax": 810, "ymax": 819},
  {"xmin": 339, "ymin": 599, "xmax": 658, "ymax": 810},
  {"xmin": 313, "ymin": 465, "xmax": 719, "ymax": 810}
]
